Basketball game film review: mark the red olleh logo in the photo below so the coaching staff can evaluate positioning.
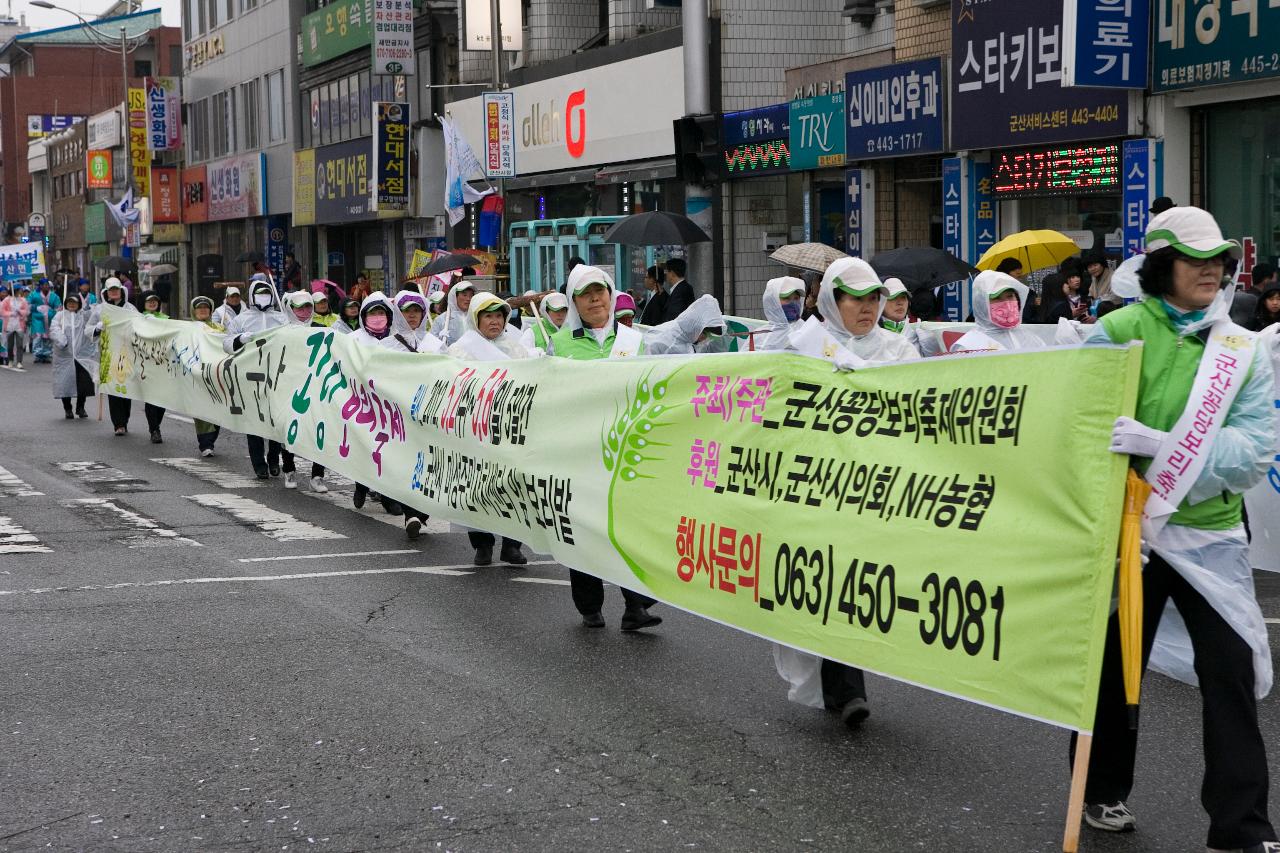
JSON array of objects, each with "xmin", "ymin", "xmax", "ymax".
[{"xmin": 565, "ymin": 89, "xmax": 586, "ymax": 158}]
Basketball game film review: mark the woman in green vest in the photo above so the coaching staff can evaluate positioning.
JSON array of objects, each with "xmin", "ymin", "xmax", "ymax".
[
  {"xmin": 1078, "ymin": 206, "xmax": 1277, "ymax": 851},
  {"xmin": 550, "ymin": 265, "xmax": 657, "ymax": 631},
  {"xmin": 519, "ymin": 291, "xmax": 568, "ymax": 354}
]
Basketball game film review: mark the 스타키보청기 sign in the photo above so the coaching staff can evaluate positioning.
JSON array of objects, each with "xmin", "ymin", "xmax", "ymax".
[{"xmin": 100, "ymin": 306, "xmax": 1140, "ymax": 733}]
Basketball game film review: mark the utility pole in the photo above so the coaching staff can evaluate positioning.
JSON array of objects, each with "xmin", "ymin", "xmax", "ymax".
[
  {"xmin": 682, "ymin": 0, "xmax": 712, "ymax": 298},
  {"xmin": 488, "ymin": 0, "xmax": 506, "ymax": 266}
]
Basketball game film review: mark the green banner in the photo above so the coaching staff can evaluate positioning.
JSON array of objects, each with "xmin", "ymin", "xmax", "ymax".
[
  {"xmin": 301, "ymin": 0, "xmax": 373, "ymax": 67},
  {"xmin": 101, "ymin": 307, "xmax": 1141, "ymax": 731}
]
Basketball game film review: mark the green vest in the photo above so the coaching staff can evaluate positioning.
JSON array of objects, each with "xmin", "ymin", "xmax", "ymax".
[
  {"xmin": 313, "ymin": 313, "xmax": 337, "ymax": 327},
  {"xmin": 1101, "ymin": 299, "xmax": 1244, "ymax": 529},
  {"xmin": 531, "ymin": 319, "xmax": 555, "ymax": 351},
  {"xmin": 550, "ymin": 323, "xmax": 645, "ymax": 360}
]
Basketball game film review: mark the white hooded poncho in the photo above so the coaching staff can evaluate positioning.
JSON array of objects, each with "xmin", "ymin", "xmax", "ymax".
[
  {"xmin": 348, "ymin": 292, "xmax": 398, "ymax": 348},
  {"xmin": 222, "ymin": 279, "xmax": 286, "ymax": 353},
  {"xmin": 643, "ymin": 294, "xmax": 726, "ymax": 355},
  {"xmin": 429, "ymin": 281, "xmax": 478, "ymax": 346},
  {"xmin": 50, "ymin": 298, "xmax": 99, "ymax": 398},
  {"xmin": 807, "ymin": 257, "xmax": 921, "ymax": 366},
  {"xmin": 759, "ymin": 276, "xmax": 806, "ymax": 352},
  {"xmin": 966, "ymin": 270, "xmax": 1046, "ymax": 351},
  {"xmin": 447, "ymin": 293, "xmax": 531, "ymax": 361},
  {"xmin": 383, "ymin": 291, "xmax": 446, "ymax": 354}
]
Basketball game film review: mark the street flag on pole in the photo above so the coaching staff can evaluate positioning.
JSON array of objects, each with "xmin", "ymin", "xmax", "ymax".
[
  {"xmin": 105, "ymin": 188, "xmax": 142, "ymax": 229},
  {"xmin": 439, "ymin": 113, "xmax": 493, "ymax": 226}
]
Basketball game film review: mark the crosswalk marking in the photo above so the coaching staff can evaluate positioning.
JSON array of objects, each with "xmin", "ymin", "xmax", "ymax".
[
  {"xmin": 151, "ymin": 457, "xmax": 264, "ymax": 489},
  {"xmin": 238, "ymin": 548, "xmax": 419, "ymax": 563},
  {"xmin": 185, "ymin": 493, "xmax": 346, "ymax": 541},
  {"xmin": 56, "ymin": 460, "xmax": 151, "ymax": 492},
  {"xmin": 512, "ymin": 576, "xmax": 571, "ymax": 586},
  {"xmin": 0, "ymin": 465, "xmax": 43, "ymax": 497},
  {"xmin": 299, "ymin": 487, "xmax": 451, "ymax": 534},
  {"xmin": 0, "ymin": 516, "xmax": 51, "ymax": 554},
  {"xmin": 63, "ymin": 498, "xmax": 202, "ymax": 548}
]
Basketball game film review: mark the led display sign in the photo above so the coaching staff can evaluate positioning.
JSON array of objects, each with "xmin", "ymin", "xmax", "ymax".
[
  {"xmin": 992, "ymin": 144, "xmax": 1121, "ymax": 198},
  {"xmin": 723, "ymin": 140, "xmax": 790, "ymax": 176}
]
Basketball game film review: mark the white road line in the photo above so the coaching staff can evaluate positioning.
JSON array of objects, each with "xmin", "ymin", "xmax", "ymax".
[
  {"xmin": 0, "ymin": 517, "xmax": 52, "ymax": 554},
  {"xmin": 151, "ymin": 457, "xmax": 264, "ymax": 489},
  {"xmin": 1266, "ymin": 618, "xmax": 1280, "ymax": 625},
  {"xmin": 511, "ymin": 576, "xmax": 571, "ymax": 586},
  {"xmin": 185, "ymin": 493, "xmax": 345, "ymax": 541},
  {"xmin": 414, "ymin": 567, "xmax": 475, "ymax": 576},
  {"xmin": 0, "ymin": 465, "xmax": 43, "ymax": 497},
  {"xmin": 63, "ymin": 498, "xmax": 202, "ymax": 548},
  {"xmin": 56, "ymin": 460, "xmax": 151, "ymax": 491},
  {"xmin": 299, "ymin": 488, "xmax": 451, "ymax": 534},
  {"xmin": 239, "ymin": 548, "xmax": 418, "ymax": 563}
]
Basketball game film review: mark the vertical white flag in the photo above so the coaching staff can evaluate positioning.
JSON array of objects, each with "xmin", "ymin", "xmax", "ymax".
[{"xmin": 440, "ymin": 114, "xmax": 493, "ymax": 226}]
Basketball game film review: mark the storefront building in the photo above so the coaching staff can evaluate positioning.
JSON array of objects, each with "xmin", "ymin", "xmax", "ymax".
[
  {"xmin": 47, "ymin": 122, "xmax": 90, "ymax": 274},
  {"xmin": 1151, "ymin": 2, "xmax": 1280, "ymax": 279},
  {"xmin": 182, "ymin": 155, "xmax": 270, "ymax": 300}
]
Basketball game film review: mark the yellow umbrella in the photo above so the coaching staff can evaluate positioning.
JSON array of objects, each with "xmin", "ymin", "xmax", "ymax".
[
  {"xmin": 976, "ymin": 229, "xmax": 1081, "ymax": 272},
  {"xmin": 1119, "ymin": 469, "xmax": 1152, "ymax": 729}
]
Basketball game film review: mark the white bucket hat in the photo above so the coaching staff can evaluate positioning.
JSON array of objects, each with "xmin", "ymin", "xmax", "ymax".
[{"xmin": 1145, "ymin": 206, "xmax": 1241, "ymax": 260}]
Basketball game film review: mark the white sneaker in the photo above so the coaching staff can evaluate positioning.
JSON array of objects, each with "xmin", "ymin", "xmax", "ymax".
[
  {"xmin": 1085, "ymin": 801, "xmax": 1136, "ymax": 833},
  {"xmin": 283, "ymin": 472, "xmax": 297, "ymax": 489},
  {"xmin": 200, "ymin": 448, "xmax": 214, "ymax": 457},
  {"xmin": 14, "ymin": 364, "xmax": 24, "ymax": 371},
  {"xmin": 310, "ymin": 476, "xmax": 328, "ymax": 493}
]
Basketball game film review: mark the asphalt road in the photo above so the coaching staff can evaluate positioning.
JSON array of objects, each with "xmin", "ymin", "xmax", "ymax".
[{"xmin": 2, "ymin": 362, "xmax": 1278, "ymax": 853}]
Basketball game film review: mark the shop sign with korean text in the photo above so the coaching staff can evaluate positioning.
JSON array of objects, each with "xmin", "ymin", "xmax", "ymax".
[
  {"xmin": 145, "ymin": 77, "xmax": 182, "ymax": 151},
  {"xmin": 307, "ymin": 137, "xmax": 376, "ymax": 224},
  {"xmin": 481, "ymin": 92, "xmax": 516, "ymax": 178},
  {"xmin": 1121, "ymin": 139, "xmax": 1158, "ymax": 258},
  {"xmin": 372, "ymin": 102, "xmax": 410, "ymax": 211},
  {"xmin": 181, "ymin": 165, "xmax": 209, "ymax": 224},
  {"xmin": 941, "ymin": 158, "xmax": 966, "ymax": 322},
  {"xmin": 151, "ymin": 167, "xmax": 181, "ymax": 224},
  {"xmin": 950, "ymin": 0, "xmax": 1128, "ymax": 150},
  {"xmin": 206, "ymin": 153, "xmax": 267, "ymax": 222},
  {"xmin": 844, "ymin": 58, "xmax": 944, "ymax": 160},
  {"xmin": 372, "ymin": 0, "xmax": 413, "ymax": 74},
  {"xmin": 789, "ymin": 93, "xmax": 846, "ymax": 171},
  {"xmin": 969, "ymin": 160, "xmax": 997, "ymax": 264},
  {"xmin": 721, "ymin": 103, "xmax": 790, "ymax": 178},
  {"xmin": 128, "ymin": 88, "xmax": 150, "ymax": 197},
  {"xmin": 1061, "ymin": 0, "xmax": 1150, "ymax": 88},
  {"xmin": 26, "ymin": 115, "xmax": 82, "ymax": 138},
  {"xmin": 87, "ymin": 150, "xmax": 113, "ymax": 190},
  {"xmin": 302, "ymin": 0, "xmax": 374, "ymax": 66},
  {"xmin": 0, "ymin": 244, "xmax": 45, "ymax": 282},
  {"xmin": 1152, "ymin": 0, "xmax": 1280, "ymax": 92}
]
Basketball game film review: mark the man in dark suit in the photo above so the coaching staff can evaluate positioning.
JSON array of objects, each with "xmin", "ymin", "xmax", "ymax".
[{"xmin": 659, "ymin": 257, "xmax": 695, "ymax": 322}]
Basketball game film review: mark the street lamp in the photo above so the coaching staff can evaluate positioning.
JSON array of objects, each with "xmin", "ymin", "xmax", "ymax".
[{"xmin": 31, "ymin": 0, "xmax": 133, "ymax": 194}]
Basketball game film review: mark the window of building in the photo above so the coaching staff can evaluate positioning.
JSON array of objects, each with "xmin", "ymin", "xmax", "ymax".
[
  {"xmin": 183, "ymin": 0, "xmax": 194, "ymax": 39},
  {"xmin": 211, "ymin": 91, "xmax": 228, "ymax": 157},
  {"xmin": 266, "ymin": 70, "xmax": 286, "ymax": 144},
  {"xmin": 359, "ymin": 70, "xmax": 371, "ymax": 136},
  {"xmin": 133, "ymin": 59, "xmax": 152, "ymax": 78},
  {"xmin": 241, "ymin": 0, "xmax": 257, "ymax": 13},
  {"xmin": 225, "ymin": 0, "xmax": 234, "ymax": 24},
  {"xmin": 336, "ymin": 76, "xmax": 349, "ymax": 138},
  {"xmin": 325, "ymin": 80, "xmax": 339, "ymax": 143},
  {"xmin": 189, "ymin": 98, "xmax": 209, "ymax": 162},
  {"xmin": 207, "ymin": 0, "xmax": 220, "ymax": 29},
  {"xmin": 241, "ymin": 79, "xmax": 261, "ymax": 150}
]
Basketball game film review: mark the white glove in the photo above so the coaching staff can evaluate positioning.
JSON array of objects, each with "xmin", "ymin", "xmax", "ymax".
[
  {"xmin": 1109, "ymin": 416, "xmax": 1165, "ymax": 458},
  {"xmin": 831, "ymin": 349, "xmax": 868, "ymax": 372}
]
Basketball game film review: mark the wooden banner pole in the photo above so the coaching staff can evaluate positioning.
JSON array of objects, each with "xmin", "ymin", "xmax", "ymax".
[{"xmin": 1062, "ymin": 732, "xmax": 1092, "ymax": 852}]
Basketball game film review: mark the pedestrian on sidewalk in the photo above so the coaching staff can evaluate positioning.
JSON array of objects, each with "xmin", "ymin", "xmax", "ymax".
[
  {"xmin": 49, "ymin": 292, "xmax": 97, "ymax": 419},
  {"xmin": 223, "ymin": 276, "xmax": 288, "ymax": 478},
  {"xmin": 138, "ymin": 291, "xmax": 169, "ymax": 443},
  {"xmin": 190, "ymin": 296, "xmax": 224, "ymax": 456},
  {"xmin": 550, "ymin": 265, "xmax": 659, "ymax": 632},
  {"xmin": 1, "ymin": 281, "xmax": 30, "ymax": 369},
  {"xmin": 1074, "ymin": 206, "xmax": 1278, "ymax": 851},
  {"xmin": 92, "ymin": 278, "xmax": 137, "ymax": 435}
]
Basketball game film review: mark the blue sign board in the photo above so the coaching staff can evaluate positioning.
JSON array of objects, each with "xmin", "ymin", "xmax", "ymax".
[
  {"xmin": 950, "ymin": 0, "xmax": 1128, "ymax": 150},
  {"xmin": 266, "ymin": 215, "xmax": 288, "ymax": 280},
  {"xmin": 844, "ymin": 58, "xmax": 944, "ymax": 160},
  {"xmin": 0, "ymin": 244, "xmax": 46, "ymax": 282},
  {"xmin": 789, "ymin": 93, "xmax": 846, "ymax": 171},
  {"xmin": 941, "ymin": 158, "xmax": 965, "ymax": 322},
  {"xmin": 1122, "ymin": 139, "xmax": 1153, "ymax": 259},
  {"xmin": 1062, "ymin": 0, "xmax": 1150, "ymax": 89},
  {"xmin": 844, "ymin": 169, "xmax": 866, "ymax": 259},
  {"xmin": 1152, "ymin": 0, "xmax": 1280, "ymax": 92},
  {"xmin": 373, "ymin": 101, "xmax": 410, "ymax": 211},
  {"xmin": 969, "ymin": 160, "xmax": 997, "ymax": 265},
  {"xmin": 721, "ymin": 103, "xmax": 789, "ymax": 147}
]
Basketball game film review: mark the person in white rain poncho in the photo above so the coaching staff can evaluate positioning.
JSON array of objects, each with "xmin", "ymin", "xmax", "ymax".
[
  {"xmin": 878, "ymin": 277, "xmax": 910, "ymax": 334},
  {"xmin": 446, "ymin": 292, "xmax": 531, "ymax": 565},
  {"xmin": 276, "ymin": 291, "xmax": 337, "ymax": 492},
  {"xmin": 344, "ymin": 293, "xmax": 406, "ymax": 518},
  {"xmin": 50, "ymin": 292, "xmax": 98, "ymax": 419},
  {"xmin": 642, "ymin": 293, "xmax": 725, "ymax": 355},
  {"xmin": 91, "ymin": 277, "xmax": 138, "ymax": 435},
  {"xmin": 759, "ymin": 276, "xmax": 806, "ymax": 352},
  {"xmin": 223, "ymin": 277, "xmax": 289, "ymax": 480},
  {"xmin": 954, "ymin": 270, "xmax": 1046, "ymax": 352},
  {"xmin": 773, "ymin": 256, "xmax": 919, "ymax": 732},
  {"xmin": 384, "ymin": 291, "xmax": 446, "ymax": 355},
  {"xmin": 429, "ymin": 279, "xmax": 478, "ymax": 346},
  {"xmin": 212, "ymin": 285, "xmax": 243, "ymax": 328},
  {"xmin": 1068, "ymin": 207, "xmax": 1280, "ymax": 849},
  {"xmin": 520, "ymin": 291, "xmax": 568, "ymax": 354}
]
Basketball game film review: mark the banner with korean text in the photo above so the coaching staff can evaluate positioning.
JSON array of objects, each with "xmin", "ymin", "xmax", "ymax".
[{"xmin": 100, "ymin": 306, "xmax": 1141, "ymax": 732}]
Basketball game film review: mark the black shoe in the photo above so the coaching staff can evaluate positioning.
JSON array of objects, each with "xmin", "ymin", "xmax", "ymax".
[
  {"xmin": 150, "ymin": 430, "xmax": 163, "ymax": 444},
  {"xmin": 474, "ymin": 545, "xmax": 493, "ymax": 566},
  {"xmin": 405, "ymin": 517, "xmax": 422, "ymax": 540},
  {"xmin": 255, "ymin": 467, "xmax": 270, "ymax": 480},
  {"xmin": 840, "ymin": 698, "xmax": 870, "ymax": 729},
  {"xmin": 352, "ymin": 486, "xmax": 367, "ymax": 509},
  {"xmin": 500, "ymin": 545, "xmax": 527, "ymax": 565},
  {"xmin": 581, "ymin": 612, "xmax": 605, "ymax": 628},
  {"xmin": 620, "ymin": 606, "xmax": 662, "ymax": 632},
  {"xmin": 268, "ymin": 463, "xmax": 280, "ymax": 477},
  {"xmin": 64, "ymin": 410, "xmax": 75, "ymax": 419},
  {"xmin": 114, "ymin": 427, "xmax": 127, "ymax": 436},
  {"xmin": 76, "ymin": 408, "xmax": 88, "ymax": 418}
]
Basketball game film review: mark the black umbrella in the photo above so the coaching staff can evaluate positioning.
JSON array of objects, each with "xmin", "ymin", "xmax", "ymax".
[
  {"xmin": 421, "ymin": 252, "xmax": 475, "ymax": 277},
  {"xmin": 868, "ymin": 247, "xmax": 977, "ymax": 293},
  {"xmin": 601, "ymin": 211, "xmax": 710, "ymax": 246},
  {"xmin": 235, "ymin": 250, "xmax": 266, "ymax": 264},
  {"xmin": 94, "ymin": 255, "xmax": 133, "ymax": 272}
]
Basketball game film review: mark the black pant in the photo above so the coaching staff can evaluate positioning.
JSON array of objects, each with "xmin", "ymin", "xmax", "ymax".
[
  {"xmin": 568, "ymin": 569, "xmax": 655, "ymax": 616},
  {"xmin": 196, "ymin": 426, "xmax": 220, "ymax": 451},
  {"xmin": 353, "ymin": 482, "xmax": 400, "ymax": 514},
  {"xmin": 246, "ymin": 435, "xmax": 282, "ymax": 473},
  {"xmin": 821, "ymin": 660, "xmax": 867, "ymax": 710},
  {"xmin": 108, "ymin": 394, "xmax": 131, "ymax": 429},
  {"xmin": 276, "ymin": 450, "xmax": 324, "ymax": 479},
  {"xmin": 144, "ymin": 403, "xmax": 165, "ymax": 432},
  {"xmin": 1074, "ymin": 552, "xmax": 1275, "ymax": 849},
  {"xmin": 61, "ymin": 395, "xmax": 87, "ymax": 414},
  {"xmin": 468, "ymin": 531, "xmax": 519, "ymax": 551}
]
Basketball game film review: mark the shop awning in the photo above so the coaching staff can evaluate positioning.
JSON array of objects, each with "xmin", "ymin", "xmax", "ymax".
[
  {"xmin": 137, "ymin": 245, "xmax": 179, "ymax": 265},
  {"xmin": 594, "ymin": 158, "xmax": 677, "ymax": 184},
  {"xmin": 499, "ymin": 167, "xmax": 601, "ymax": 191}
]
